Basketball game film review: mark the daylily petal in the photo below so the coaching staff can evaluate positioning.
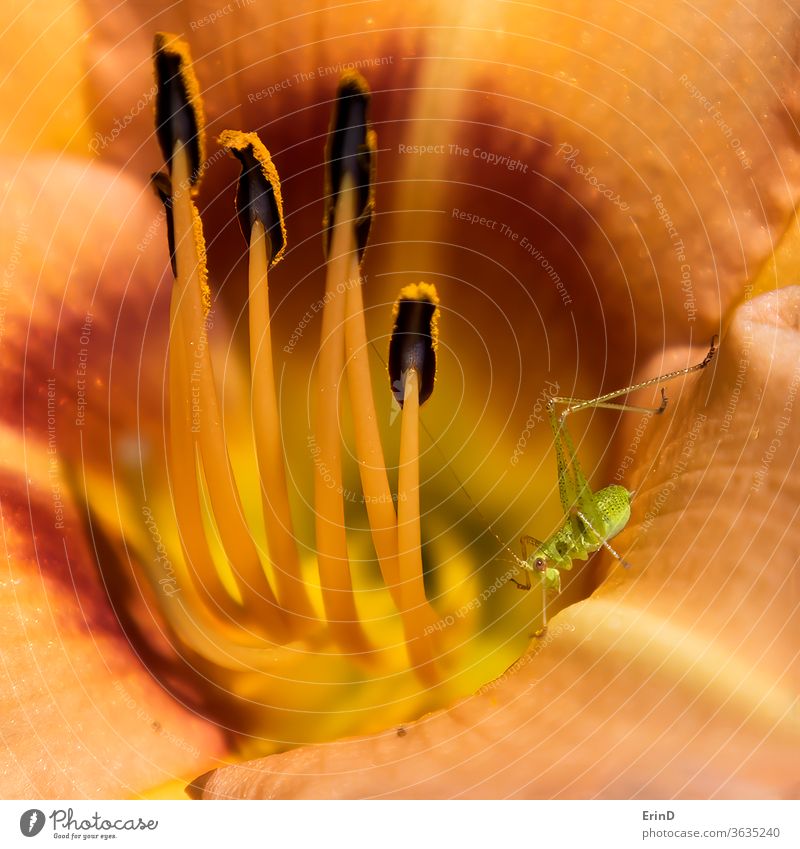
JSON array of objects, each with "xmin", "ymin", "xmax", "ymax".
[
  {"xmin": 0, "ymin": 155, "xmax": 172, "ymax": 472},
  {"xmin": 368, "ymin": 0, "xmax": 800, "ymax": 552},
  {"xmin": 0, "ymin": 158, "xmax": 226, "ymax": 797},
  {"xmin": 193, "ymin": 287, "xmax": 799, "ymax": 799},
  {"xmin": 80, "ymin": 1, "xmax": 800, "ymax": 343},
  {"xmin": 383, "ymin": 0, "xmax": 800, "ymax": 347},
  {"xmin": 0, "ymin": 0, "xmax": 94, "ymax": 154},
  {"xmin": 0, "ymin": 435, "xmax": 226, "ymax": 797}
]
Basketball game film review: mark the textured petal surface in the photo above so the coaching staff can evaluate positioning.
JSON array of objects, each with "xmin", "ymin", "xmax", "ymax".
[
  {"xmin": 0, "ymin": 434, "xmax": 226, "ymax": 797},
  {"xmin": 0, "ymin": 159, "xmax": 225, "ymax": 797},
  {"xmin": 81, "ymin": 0, "xmax": 800, "ymax": 344},
  {"xmin": 0, "ymin": 0, "xmax": 93, "ymax": 155}
]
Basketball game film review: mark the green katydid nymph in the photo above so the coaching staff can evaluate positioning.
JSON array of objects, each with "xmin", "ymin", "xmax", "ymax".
[{"xmin": 510, "ymin": 337, "xmax": 718, "ymax": 634}]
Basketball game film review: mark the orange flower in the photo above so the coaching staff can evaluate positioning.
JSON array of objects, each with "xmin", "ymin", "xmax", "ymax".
[{"xmin": 1, "ymin": 0, "xmax": 798, "ymax": 798}]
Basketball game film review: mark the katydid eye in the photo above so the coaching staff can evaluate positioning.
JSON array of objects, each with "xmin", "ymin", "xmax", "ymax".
[{"xmin": 534, "ymin": 558, "xmax": 544, "ymax": 570}]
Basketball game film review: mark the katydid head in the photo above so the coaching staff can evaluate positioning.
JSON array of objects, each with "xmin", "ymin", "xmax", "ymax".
[
  {"xmin": 524, "ymin": 543, "xmax": 549, "ymax": 574},
  {"xmin": 527, "ymin": 549, "xmax": 561, "ymax": 592}
]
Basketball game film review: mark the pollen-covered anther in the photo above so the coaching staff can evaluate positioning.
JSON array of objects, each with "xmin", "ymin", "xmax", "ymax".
[
  {"xmin": 388, "ymin": 282, "xmax": 440, "ymax": 407},
  {"xmin": 218, "ymin": 130, "xmax": 287, "ymax": 264},
  {"xmin": 153, "ymin": 32, "xmax": 205, "ymax": 191},
  {"xmin": 322, "ymin": 70, "xmax": 376, "ymax": 260}
]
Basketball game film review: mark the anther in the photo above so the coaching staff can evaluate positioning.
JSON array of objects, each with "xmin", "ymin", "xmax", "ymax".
[
  {"xmin": 218, "ymin": 130, "xmax": 286, "ymax": 263},
  {"xmin": 388, "ymin": 283, "xmax": 440, "ymax": 408},
  {"xmin": 322, "ymin": 71, "xmax": 376, "ymax": 260},
  {"xmin": 153, "ymin": 32, "xmax": 205, "ymax": 190}
]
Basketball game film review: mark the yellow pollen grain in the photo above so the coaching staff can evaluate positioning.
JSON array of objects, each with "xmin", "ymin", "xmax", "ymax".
[{"xmin": 218, "ymin": 129, "xmax": 288, "ymax": 266}]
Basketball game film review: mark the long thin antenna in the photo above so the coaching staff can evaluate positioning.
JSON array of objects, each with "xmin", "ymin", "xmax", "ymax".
[{"xmin": 426, "ymin": 433, "xmax": 526, "ymax": 568}]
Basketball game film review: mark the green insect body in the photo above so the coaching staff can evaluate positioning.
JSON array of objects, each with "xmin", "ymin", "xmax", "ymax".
[
  {"xmin": 511, "ymin": 338, "xmax": 718, "ymax": 631},
  {"xmin": 524, "ymin": 484, "xmax": 632, "ymax": 594}
]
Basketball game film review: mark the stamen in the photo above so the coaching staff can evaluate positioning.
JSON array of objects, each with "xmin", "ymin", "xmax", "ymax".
[
  {"xmin": 219, "ymin": 129, "xmax": 317, "ymax": 635},
  {"xmin": 153, "ymin": 171, "xmax": 247, "ymax": 624},
  {"xmin": 218, "ymin": 130, "xmax": 286, "ymax": 261},
  {"xmin": 154, "ymin": 34, "xmax": 287, "ymax": 640},
  {"xmin": 322, "ymin": 74, "xmax": 402, "ymax": 602},
  {"xmin": 390, "ymin": 283, "xmax": 441, "ymax": 682},
  {"xmin": 172, "ymin": 149, "xmax": 287, "ymax": 637},
  {"xmin": 576, "ymin": 509, "xmax": 632, "ymax": 569},
  {"xmin": 141, "ymin": 34, "xmax": 519, "ymax": 748},
  {"xmin": 315, "ymin": 170, "xmax": 371, "ymax": 654}
]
